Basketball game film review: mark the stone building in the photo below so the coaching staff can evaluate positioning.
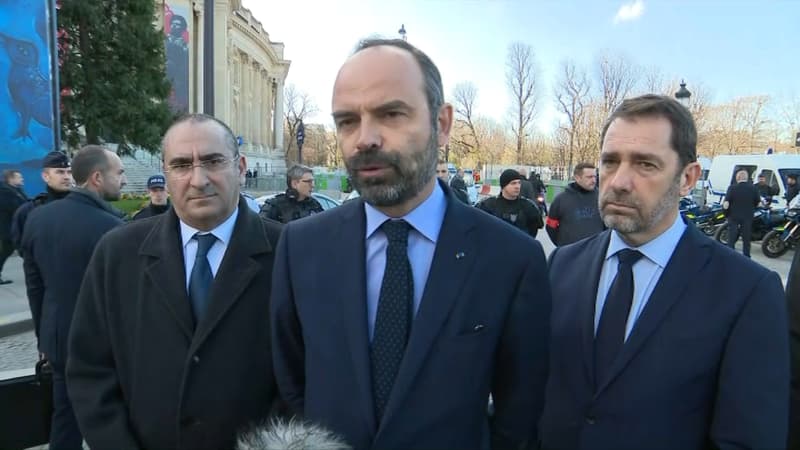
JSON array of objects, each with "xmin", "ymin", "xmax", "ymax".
[{"xmin": 157, "ymin": 0, "xmax": 289, "ymax": 175}]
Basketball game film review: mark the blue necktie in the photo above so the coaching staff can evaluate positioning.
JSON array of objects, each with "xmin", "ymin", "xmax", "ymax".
[
  {"xmin": 189, "ymin": 233, "xmax": 217, "ymax": 325},
  {"xmin": 595, "ymin": 248, "xmax": 643, "ymax": 385},
  {"xmin": 370, "ymin": 219, "xmax": 413, "ymax": 422}
]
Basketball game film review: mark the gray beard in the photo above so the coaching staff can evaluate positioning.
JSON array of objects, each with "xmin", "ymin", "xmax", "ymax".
[
  {"xmin": 600, "ymin": 175, "xmax": 681, "ymax": 235},
  {"xmin": 346, "ymin": 131, "xmax": 439, "ymax": 208}
]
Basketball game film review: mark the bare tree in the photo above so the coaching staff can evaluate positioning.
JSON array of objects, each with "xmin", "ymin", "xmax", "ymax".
[
  {"xmin": 596, "ymin": 51, "xmax": 640, "ymax": 115},
  {"xmin": 451, "ymin": 82, "xmax": 483, "ymax": 157},
  {"xmin": 640, "ymin": 65, "xmax": 667, "ymax": 95},
  {"xmin": 554, "ymin": 60, "xmax": 592, "ymax": 173},
  {"xmin": 283, "ymin": 84, "xmax": 319, "ymax": 160},
  {"xmin": 506, "ymin": 42, "xmax": 540, "ymax": 164}
]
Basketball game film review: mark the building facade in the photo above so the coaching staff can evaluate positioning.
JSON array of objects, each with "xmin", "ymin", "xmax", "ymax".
[{"xmin": 158, "ymin": 0, "xmax": 289, "ymax": 175}]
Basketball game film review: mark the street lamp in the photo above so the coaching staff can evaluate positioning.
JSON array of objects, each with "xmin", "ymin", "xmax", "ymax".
[
  {"xmin": 398, "ymin": 24, "xmax": 407, "ymax": 41},
  {"xmin": 675, "ymin": 80, "xmax": 691, "ymax": 109}
]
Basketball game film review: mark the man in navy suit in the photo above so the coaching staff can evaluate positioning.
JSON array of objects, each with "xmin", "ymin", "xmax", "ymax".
[
  {"xmin": 271, "ymin": 38, "xmax": 551, "ymax": 450},
  {"xmin": 541, "ymin": 95, "xmax": 789, "ymax": 450}
]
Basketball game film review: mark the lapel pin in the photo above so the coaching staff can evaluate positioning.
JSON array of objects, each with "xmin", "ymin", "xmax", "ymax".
[{"xmin": 456, "ymin": 251, "xmax": 465, "ymax": 259}]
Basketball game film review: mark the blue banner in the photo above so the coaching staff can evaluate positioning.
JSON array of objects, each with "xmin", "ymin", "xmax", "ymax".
[{"xmin": 0, "ymin": 0, "xmax": 59, "ymax": 196}]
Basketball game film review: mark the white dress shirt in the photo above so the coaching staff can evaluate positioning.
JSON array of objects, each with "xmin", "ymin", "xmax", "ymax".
[{"xmin": 179, "ymin": 207, "xmax": 239, "ymax": 291}]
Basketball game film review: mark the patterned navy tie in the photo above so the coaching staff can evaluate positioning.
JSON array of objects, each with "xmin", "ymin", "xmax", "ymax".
[
  {"xmin": 189, "ymin": 233, "xmax": 217, "ymax": 325},
  {"xmin": 595, "ymin": 248, "xmax": 643, "ymax": 385},
  {"xmin": 370, "ymin": 219, "xmax": 413, "ymax": 422}
]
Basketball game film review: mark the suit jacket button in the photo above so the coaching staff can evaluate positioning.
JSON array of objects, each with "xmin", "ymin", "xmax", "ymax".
[
  {"xmin": 585, "ymin": 416, "xmax": 596, "ymax": 425},
  {"xmin": 192, "ymin": 355, "xmax": 200, "ymax": 363}
]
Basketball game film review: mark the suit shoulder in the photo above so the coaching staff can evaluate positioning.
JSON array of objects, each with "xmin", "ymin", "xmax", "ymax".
[
  {"xmin": 462, "ymin": 202, "xmax": 540, "ymax": 248},
  {"xmin": 551, "ymin": 231, "xmax": 607, "ymax": 264},
  {"xmin": 706, "ymin": 238, "xmax": 774, "ymax": 280},
  {"xmin": 259, "ymin": 215, "xmax": 284, "ymax": 246},
  {"xmin": 101, "ymin": 215, "xmax": 160, "ymax": 248}
]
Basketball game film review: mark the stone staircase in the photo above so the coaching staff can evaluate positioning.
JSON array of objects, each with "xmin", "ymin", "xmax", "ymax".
[{"xmin": 119, "ymin": 150, "xmax": 163, "ymax": 194}]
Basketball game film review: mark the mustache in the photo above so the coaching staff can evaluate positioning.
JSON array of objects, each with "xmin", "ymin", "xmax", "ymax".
[
  {"xmin": 600, "ymin": 191, "xmax": 638, "ymax": 208},
  {"xmin": 346, "ymin": 148, "xmax": 400, "ymax": 171}
]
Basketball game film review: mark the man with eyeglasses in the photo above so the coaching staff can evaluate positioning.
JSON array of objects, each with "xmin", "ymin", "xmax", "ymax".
[
  {"xmin": 67, "ymin": 114, "xmax": 283, "ymax": 450},
  {"xmin": 260, "ymin": 164, "xmax": 323, "ymax": 224}
]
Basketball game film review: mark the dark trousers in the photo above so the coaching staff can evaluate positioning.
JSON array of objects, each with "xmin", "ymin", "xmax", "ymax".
[
  {"xmin": 50, "ymin": 365, "xmax": 83, "ymax": 450},
  {"xmin": 0, "ymin": 238, "xmax": 13, "ymax": 275},
  {"xmin": 728, "ymin": 218, "xmax": 753, "ymax": 257}
]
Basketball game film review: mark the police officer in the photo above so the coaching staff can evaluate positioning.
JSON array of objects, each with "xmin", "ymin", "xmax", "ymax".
[
  {"xmin": 21, "ymin": 145, "xmax": 126, "ymax": 450},
  {"xmin": 477, "ymin": 168, "xmax": 543, "ymax": 238},
  {"xmin": 10, "ymin": 151, "xmax": 73, "ymax": 253},
  {"xmin": 260, "ymin": 164, "xmax": 323, "ymax": 223},
  {"xmin": 132, "ymin": 174, "xmax": 170, "ymax": 220}
]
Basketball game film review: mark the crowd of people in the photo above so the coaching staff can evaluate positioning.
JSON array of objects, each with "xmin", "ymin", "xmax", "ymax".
[{"xmin": 1, "ymin": 37, "xmax": 798, "ymax": 450}]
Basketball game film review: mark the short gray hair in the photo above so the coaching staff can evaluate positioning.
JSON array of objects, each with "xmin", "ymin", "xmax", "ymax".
[
  {"xmin": 286, "ymin": 164, "xmax": 313, "ymax": 188},
  {"xmin": 237, "ymin": 418, "xmax": 351, "ymax": 450}
]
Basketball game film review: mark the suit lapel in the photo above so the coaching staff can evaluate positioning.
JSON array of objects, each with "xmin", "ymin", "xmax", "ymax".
[
  {"xmin": 333, "ymin": 200, "xmax": 376, "ymax": 433},
  {"xmin": 379, "ymin": 197, "xmax": 477, "ymax": 430},
  {"xmin": 190, "ymin": 203, "xmax": 272, "ymax": 352},
  {"xmin": 579, "ymin": 231, "xmax": 611, "ymax": 388},
  {"xmin": 595, "ymin": 225, "xmax": 712, "ymax": 395},
  {"xmin": 140, "ymin": 208, "xmax": 195, "ymax": 341}
]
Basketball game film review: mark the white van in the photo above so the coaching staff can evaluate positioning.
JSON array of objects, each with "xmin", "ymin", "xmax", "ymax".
[{"xmin": 705, "ymin": 154, "xmax": 800, "ymax": 209}]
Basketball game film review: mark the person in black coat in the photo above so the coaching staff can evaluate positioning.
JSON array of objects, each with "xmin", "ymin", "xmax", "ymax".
[
  {"xmin": 0, "ymin": 169, "xmax": 27, "ymax": 283},
  {"xmin": 723, "ymin": 169, "xmax": 761, "ymax": 257},
  {"xmin": 20, "ymin": 146, "xmax": 127, "ymax": 450},
  {"xmin": 10, "ymin": 151, "xmax": 73, "ymax": 254},
  {"xmin": 786, "ymin": 174, "xmax": 799, "ymax": 206},
  {"xmin": 448, "ymin": 168, "xmax": 470, "ymax": 204},
  {"xmin": 67, "ymin": 114, "xmax": 283, "ymax": 450}
]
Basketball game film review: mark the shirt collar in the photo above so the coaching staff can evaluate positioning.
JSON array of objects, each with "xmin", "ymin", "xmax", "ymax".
[
  {"xmin": 180, "ymin": 207, "xmax": 239, "ymax": 248},
  {"xmin": 606, "ymin": 213, "xmax": 686, "ymax": 268},
  {"xmin": 364, "ymin": 181, "xmax": 447, "ymax": 243}
]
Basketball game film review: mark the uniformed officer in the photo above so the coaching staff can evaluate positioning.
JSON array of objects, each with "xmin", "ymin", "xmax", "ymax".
[
  {"xmin": 260, "ymin": 164, "xmax": 323, "ymax": 223},
  {"xmin": 132, "ymin": 174, "xmax": 170, "ymax": 220},
  {"xmin": 10, "ymin": 151, "xmax": 73, "ymax": 253}
]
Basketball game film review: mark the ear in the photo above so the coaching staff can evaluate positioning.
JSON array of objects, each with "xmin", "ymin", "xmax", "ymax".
[
  {"xmin": 679, "ymin": 161, "xmax": 702, "ymax": 197},
  {"xmin": 237, "ymin": 155, "xmax": 247, "ymax": 177},
  {"xmin": 40, "ymin": 170, "xmax": 48, "ymax": 183},
  {"xmin": 91, "ymin": 170, "xmax": 103, "ymax": 188},
  {"xmin": 436, "ymin": 103, "xmax": 454, "ymax": 148}
]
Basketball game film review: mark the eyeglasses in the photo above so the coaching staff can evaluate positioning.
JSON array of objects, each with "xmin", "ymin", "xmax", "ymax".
[
  {"xmin": 164, "ymin": 156, "xmax": 239, "ymax": 178},
  {"xmin": 299, "ymin": 179, "xmax": 314, "ymax": 184}
]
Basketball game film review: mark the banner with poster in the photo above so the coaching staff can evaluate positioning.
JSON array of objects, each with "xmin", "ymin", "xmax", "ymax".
[
  {"xmin": 0, "ymin": 0, "xmax": 60, "ymax": 197},
  {"xmin": 164, "ymin": 3, "xmax": 190, "ymax": 113}
]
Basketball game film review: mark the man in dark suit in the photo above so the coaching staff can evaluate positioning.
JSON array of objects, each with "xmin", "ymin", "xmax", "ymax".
[
  {"xmin": 541, "ymin": 95, "xmax": 789, "ymax": 450},
  {"xmin": 271, "ymin": 38, "xmax": 551, "ymax": 450},
  {"xmin": 21, "ymin": 145, "xmax": 127, "ymax": 450},
  {"xmin": 787, "ymin": 248, "xmax": 800, "ymax": 450},
  {"xmin": 67, "ymin": 115, "xmax": 282, "ymax": 450},
  {"xmin": 723, "ymin": 169, "xmax": 761, "ymax": 257}
]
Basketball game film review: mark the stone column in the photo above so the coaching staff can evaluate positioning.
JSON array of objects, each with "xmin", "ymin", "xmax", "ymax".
[
  {"xmin": 274, "ymin": 80, "xmax": 284, "ymax": 152},
  {"xmin": 193, "ymin": 2, "xmax": 203, "ymax": 113}
]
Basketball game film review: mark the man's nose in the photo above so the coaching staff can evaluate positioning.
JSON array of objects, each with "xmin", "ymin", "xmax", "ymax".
[{"xmin": 355, "ymin": 117, "xmax": 382, "ymax": 152}]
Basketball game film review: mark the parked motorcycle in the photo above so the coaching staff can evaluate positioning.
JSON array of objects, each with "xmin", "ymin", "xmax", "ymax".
[
  {"xmin": 761, "ymin": 195, "xmax": 800, "ymax": 258},
  {"xmin": 713, "ymin": 205, "xmax": 786, "ymax": 245},
  {"xmin": 680, "ymin": 198, "xmax": 726, "ymax": 237}
]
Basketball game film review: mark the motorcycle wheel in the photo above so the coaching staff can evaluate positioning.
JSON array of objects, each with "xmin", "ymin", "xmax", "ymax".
[
  {"xmin": 699, "ymin": 223, "xmax": 716, "ymax": 236},
  {"xmin": 713, "ymin": 224, "xmax": 728, "ymax": 245},
  {"xmin": 761, "ymin": 230, "xmax": 789, "ymax": 258}
]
